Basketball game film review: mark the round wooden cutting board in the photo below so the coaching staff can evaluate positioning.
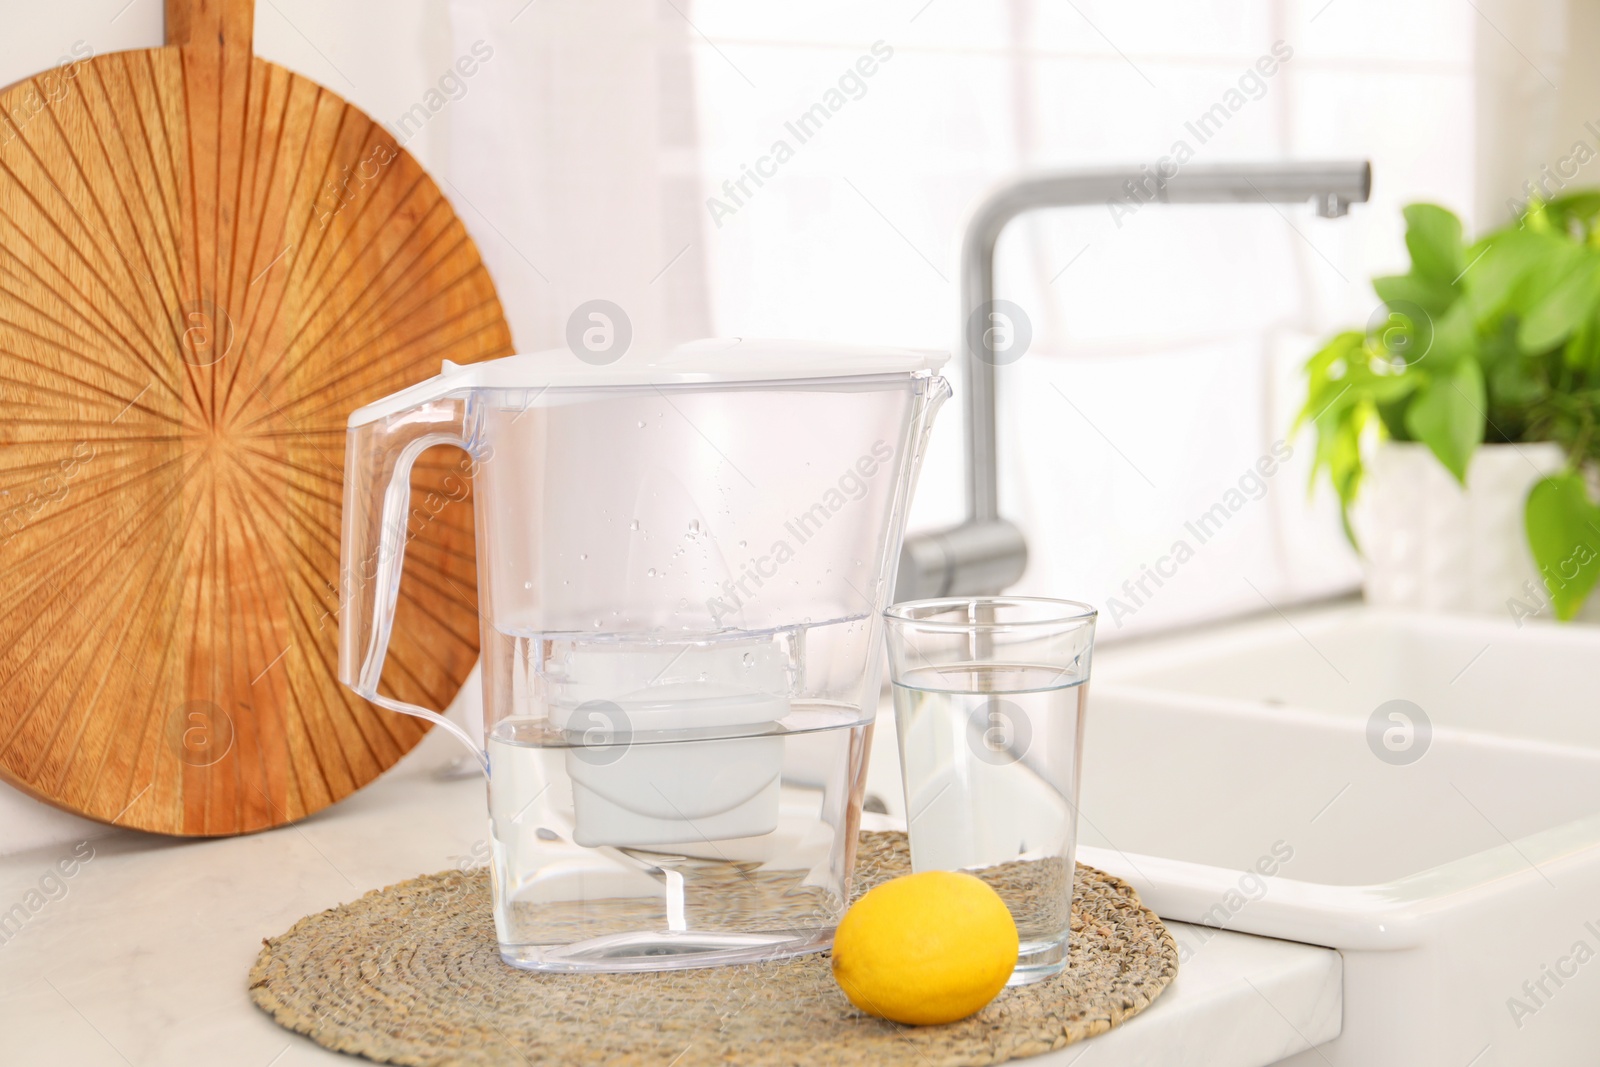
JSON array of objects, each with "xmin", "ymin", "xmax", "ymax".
[{"xmin": 0, "ymin": 0, "xmax": 511, "ymax": 835}]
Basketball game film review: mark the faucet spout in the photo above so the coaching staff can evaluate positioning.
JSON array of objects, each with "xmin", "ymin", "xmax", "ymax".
[{"xmin": 897, "ymin": 161, "xmax": 1372, "ymax": 600}]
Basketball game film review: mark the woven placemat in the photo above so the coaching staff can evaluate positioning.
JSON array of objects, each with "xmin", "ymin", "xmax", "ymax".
[{"xmin": 250, "ymin": 832, "xmax": 1178, "ymax": 1065}]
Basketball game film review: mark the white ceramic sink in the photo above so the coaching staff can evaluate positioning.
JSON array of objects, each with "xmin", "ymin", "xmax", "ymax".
[{"xmin": 1082, "ymin": 606, "xmax": 1600, "ymax": 1066}]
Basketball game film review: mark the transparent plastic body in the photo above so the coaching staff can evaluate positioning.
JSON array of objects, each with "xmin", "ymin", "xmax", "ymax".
[
  {"xmin": 340, "ymin": 365, "xmax": 948, "ymax": 971},
  {"xmin": 882, "ymin": 597, "xmax": 1097, "ymax": 985}
]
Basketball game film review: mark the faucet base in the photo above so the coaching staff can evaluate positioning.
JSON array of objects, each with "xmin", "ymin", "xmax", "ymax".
[{"xmin": 897, "ymin": 518, "xmax": 1028, "ymax": 599}]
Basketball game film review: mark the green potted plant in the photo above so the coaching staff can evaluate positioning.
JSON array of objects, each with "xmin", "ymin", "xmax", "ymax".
[{"xmin": 1300, "ymin": 195, "xmax": 1600, "ymax": 622}]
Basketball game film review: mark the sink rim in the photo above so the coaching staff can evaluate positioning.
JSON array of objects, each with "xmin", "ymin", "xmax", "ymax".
[{"xmin": 1086, "ymin": 606, "xmax": 1600, "ymax": 951}]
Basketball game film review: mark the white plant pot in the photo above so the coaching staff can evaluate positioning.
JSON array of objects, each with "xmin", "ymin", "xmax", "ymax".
[{"xmin": 1354, "ymin": 441, "xmax": 1600, "ymax": 623}]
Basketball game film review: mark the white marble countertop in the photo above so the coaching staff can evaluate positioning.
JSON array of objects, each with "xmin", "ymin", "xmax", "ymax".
[{"xmin": 0, "ymin": 724, "xmax": 1341, "ymax": 1067}]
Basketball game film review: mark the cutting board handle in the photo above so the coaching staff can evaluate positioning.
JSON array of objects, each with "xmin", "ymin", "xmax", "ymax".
[{"xmin": 166, "ymin": 0, "xmax": 254, "ymax": 55}]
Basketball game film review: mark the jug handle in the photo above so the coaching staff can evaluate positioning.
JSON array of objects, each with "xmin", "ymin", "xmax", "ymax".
[{"xmin": 337, "ymin": 390, "xmax": 488, "ymax": 773}]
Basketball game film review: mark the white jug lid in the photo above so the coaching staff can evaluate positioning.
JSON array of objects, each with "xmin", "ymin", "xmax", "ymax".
[{"xmin": 348, "ymin": 338, "xmax": 948, "ymax": 426}]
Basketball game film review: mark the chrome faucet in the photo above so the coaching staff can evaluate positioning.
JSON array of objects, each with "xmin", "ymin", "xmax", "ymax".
[{"xmin": 897, "ymin": 160, "xmax": 1373, "ymax": 599}]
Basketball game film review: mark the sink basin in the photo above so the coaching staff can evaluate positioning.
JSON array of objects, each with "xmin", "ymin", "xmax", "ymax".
[{"xmin": 1083, "ymin": 606, "xmax": 1600, "ymax": 1066}]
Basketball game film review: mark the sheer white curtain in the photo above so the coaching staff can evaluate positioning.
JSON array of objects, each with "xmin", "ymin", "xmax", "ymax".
[
  {"xmin": 263, "ymin": 0, "xmax": 715, "ymax": 353},
  {"xmin": 437, "ymin": 0, "xmax": 712, "ymax": 352},
  {"xmin": 677, "ymin": 0, "xmax": 1597, "ymax": 637}
]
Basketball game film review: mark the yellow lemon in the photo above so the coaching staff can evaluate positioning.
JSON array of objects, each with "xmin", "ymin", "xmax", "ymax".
[{"xmin": 831, "ymin": 870, "xmax": 1019, "ymax": 1026}]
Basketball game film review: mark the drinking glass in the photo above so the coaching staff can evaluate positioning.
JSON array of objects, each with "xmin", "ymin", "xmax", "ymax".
[{"xmin": 882, "ymin": 596, "xmax": 1096, "ymax": 984}]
